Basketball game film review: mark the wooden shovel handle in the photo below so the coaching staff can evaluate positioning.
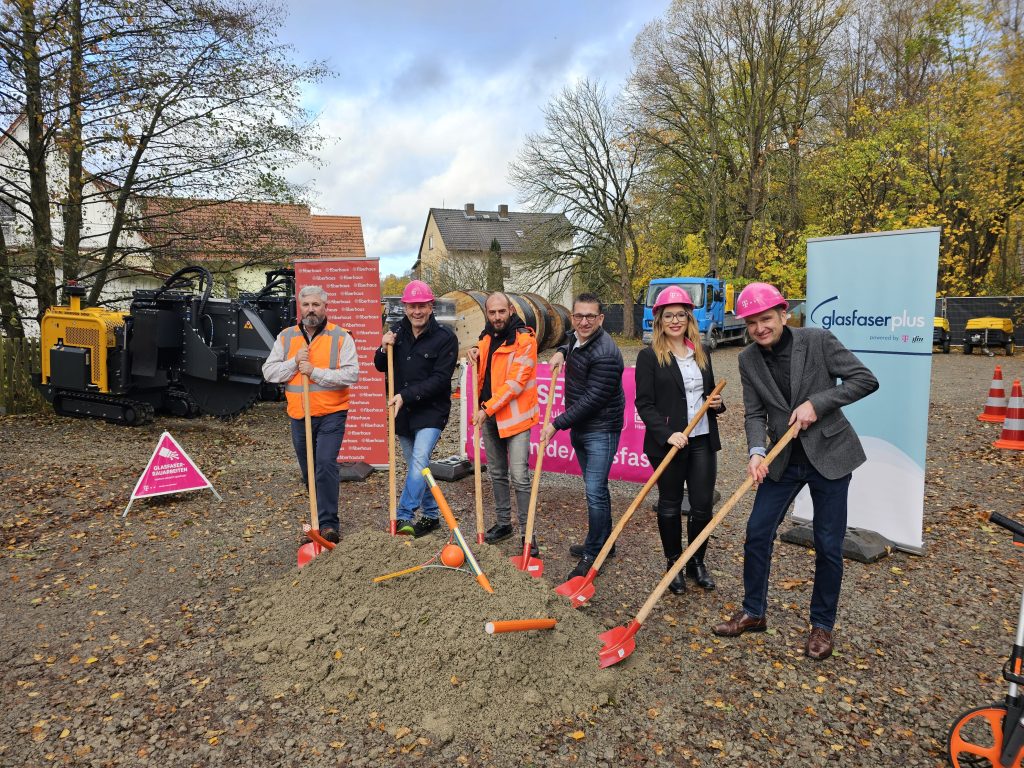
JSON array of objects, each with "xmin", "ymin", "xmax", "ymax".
[
  {"xmin": 523, "ymin": 364, "xmax": 561, "ymax": 546},
  {"xmin": 302, "ymin": 375, "xmax": 318, "ymax": 531},
  {"xmin": 591, "ymin": 380, "xmax": 727, "ymax": 572},
  {"xmin": 633, "ymin": 422, "xmax": 801, "ymax": 627},
  {"xmin": 471, "ymin": 358, "xmax": 485, "ymax": 538},
  {"xmin": 387, "ymin": 344, "xmax": 397, "ymax": 525}
]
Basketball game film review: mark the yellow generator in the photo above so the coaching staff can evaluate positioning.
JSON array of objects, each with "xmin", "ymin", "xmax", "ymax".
[
  {"xmin": 963, "ymin": 317, "xmax": 1015, "ymax": 357},
  {"xmin": 933, "ymin": 317, "xmax": 951, "ymax": 354},
  {"xmin": 36, "ymin": 267, "xmax": 277, "ymax": 425}
]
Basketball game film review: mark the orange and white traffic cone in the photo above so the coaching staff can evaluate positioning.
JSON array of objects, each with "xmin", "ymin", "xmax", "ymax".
[
  {"xmin": 978, "ymin": 365, "xmax": 1009, "ymax": 423},
  {"xmin": 993, "ymin": 380, "xmax": 1024, "ymax": 451}
]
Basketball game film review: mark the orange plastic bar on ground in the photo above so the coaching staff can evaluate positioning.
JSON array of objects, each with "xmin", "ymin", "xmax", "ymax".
[{"xmin": 485, "ymin": 618, "xmax": 557, "ymax": 634}]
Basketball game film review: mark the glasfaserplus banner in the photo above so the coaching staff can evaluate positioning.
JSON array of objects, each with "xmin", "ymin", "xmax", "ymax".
[{"xmin": 795, "ymin": 227, "xmax": 940, "ymax": 552}]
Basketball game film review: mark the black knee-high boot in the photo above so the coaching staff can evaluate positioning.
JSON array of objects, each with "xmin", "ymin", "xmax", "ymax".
[
  {"xmin": 656, "ymin": 501, "xmax": 686, "ymax": 594},
  {"xmin": 686, "ymin": 515, "xmax": 716, "ymax": 590}
]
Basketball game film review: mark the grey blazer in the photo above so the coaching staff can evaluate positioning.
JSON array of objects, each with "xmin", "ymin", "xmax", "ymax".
[{"xmin": 738, "ymin": 327, "xmax": 879, "ymax": 481}]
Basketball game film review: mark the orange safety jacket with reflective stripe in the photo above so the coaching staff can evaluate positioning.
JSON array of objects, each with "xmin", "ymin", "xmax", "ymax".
[
  {"xmin": 476, "ymin": 327, "xmax": 539, "ymax": 438},
  {"xmin": 281, "ymin": 323, "xmax": 352, "ymax": 419}
]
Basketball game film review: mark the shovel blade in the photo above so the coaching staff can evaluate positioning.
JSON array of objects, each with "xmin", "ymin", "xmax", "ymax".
[
  {"xmin": 555, "ymin": 570, "xmax": 597, "ymax": 607},
  {"xmin": 598, "ymin": 620, "xmax": 641, "ymax": 669},
  {"xmin": 509, "ymin": 553, "xmax": 544, "ymax": 578},
  {"xmin": 297, "ymin": 541, "xmax": 322, "ymax": 569}
]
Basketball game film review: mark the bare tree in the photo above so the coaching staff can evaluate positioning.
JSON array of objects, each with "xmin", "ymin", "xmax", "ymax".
[
  {"xmin": 631, "ymin": 0, "xmax": 846, "ymax": 277},
  {"xmin": 425, "ymin": 251, "xmax": 488, "ymax": 298},
  {"xmin": 509, "ymin": 78, "xmax": 645, "ymax": 336},
  {"xmin": 0, "ymin": 0, "xmax": 326, "ymax": 324}
]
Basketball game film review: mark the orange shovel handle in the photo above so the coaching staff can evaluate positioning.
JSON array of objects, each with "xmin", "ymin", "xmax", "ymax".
[{"xmin": 422, "ymin": 468, "xmax": 460, "ymax": 531}]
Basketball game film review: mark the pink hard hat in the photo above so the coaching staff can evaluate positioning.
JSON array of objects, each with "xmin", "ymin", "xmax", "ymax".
[
  {"xmin": 401, "ymin": 280, "xmax": 435, "ymax": 303},
  {"xmin": 735, "ymin": 282, "xmax": 788, "ymax": 319},
  {"xmin": 652, "ymin": 285, "xmax": 694, "ymax": 311}
]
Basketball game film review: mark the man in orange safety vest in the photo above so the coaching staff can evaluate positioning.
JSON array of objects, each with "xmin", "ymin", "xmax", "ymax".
[
  {"xmin": 466, "ymin": 293, "xmax": 539, "ymax": 554},
  {"xmin": 262, "ymin": 285, "xmax": 360, "ymax": 543}
]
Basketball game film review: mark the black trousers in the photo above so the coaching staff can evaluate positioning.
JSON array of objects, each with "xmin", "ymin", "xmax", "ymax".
[{"xmin": 651, "ymin": 434, "xmax": 717, "ymax": 521}]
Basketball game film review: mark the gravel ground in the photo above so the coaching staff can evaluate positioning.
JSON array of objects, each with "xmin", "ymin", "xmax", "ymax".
[{"xmin": 2, "ymin": 342, "xmax": 1023, "ymax": 767}]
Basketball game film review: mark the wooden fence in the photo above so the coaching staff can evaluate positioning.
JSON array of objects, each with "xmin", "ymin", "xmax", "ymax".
[{"xmin": 0, "ymin": 338, "xmax": 45, "ymax": 415}]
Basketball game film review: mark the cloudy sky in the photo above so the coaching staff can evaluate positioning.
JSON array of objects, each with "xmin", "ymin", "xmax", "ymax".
[{"xmin": 276, "ymin": 0, "xmax": 670, "ymax": 277}]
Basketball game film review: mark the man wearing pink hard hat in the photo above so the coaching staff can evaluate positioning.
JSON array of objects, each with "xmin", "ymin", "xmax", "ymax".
[
  {"xmin": 374, "ymin": 280, "xmax": 458, "ymax": 537},
  {"xmin": 712, "ymin": 282, "xmax": 878, "ymax": 661}
]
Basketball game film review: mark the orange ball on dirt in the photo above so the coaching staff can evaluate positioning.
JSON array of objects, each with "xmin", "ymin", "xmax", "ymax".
[{"xmin": 440, "ymin": 544, "xmax": 465, "ymax": 568}]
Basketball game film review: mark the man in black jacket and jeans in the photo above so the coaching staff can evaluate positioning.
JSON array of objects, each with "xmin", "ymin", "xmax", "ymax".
[
  {"xmin": 374, "ymin": 280, "xmax": 458, "ymax": 537},
  {"xmin": 541, "ymin": 293, "xmax": 625, "ymax": 580}
]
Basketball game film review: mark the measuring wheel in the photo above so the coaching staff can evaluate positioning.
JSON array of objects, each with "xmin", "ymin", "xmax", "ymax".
[{"xmin": 947, "ymin": 702, "xmax": 1022, "ymax": 767}]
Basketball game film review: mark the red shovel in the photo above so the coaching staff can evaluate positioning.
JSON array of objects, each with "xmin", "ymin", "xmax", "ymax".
[
  {"xmin": 510, "ymin": 365, "xmax": 561, "ymax": 577},
  {"xmin": 597, "ymin": 423, "xmax": 800, "ymax": 668},
  {"xmin": 297, "ymin": 375, "xmax": 324, "ymax": 568},
  {"xmin": 555, "ymin": 380, "xmax": 726, "ymax": 606}
]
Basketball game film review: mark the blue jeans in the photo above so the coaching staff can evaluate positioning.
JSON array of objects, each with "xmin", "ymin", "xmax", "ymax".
[
  {"xmin": 481, "ymin": 418, "xmax": 532, "ymax": 529},
  {"xmin": 397, "ymin": 427, "xmax": 443, "ymax": 521},
  {"xmin": 290, "ymin": 410, "xmax": 348, "ymax": 531},
  {"xmin": 570, "ymin": 430, "xmax": 620, "ymax": 558},
  {"xmin": 742, "ymin": 462, "xmax": 851, "ymax": 631}
]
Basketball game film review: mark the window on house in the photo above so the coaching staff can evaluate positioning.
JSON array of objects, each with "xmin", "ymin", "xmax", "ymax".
[
  {"xmin": 428, "ymin": 234, "xmax": 434, "ymax": 250},
  {"xmin": 502, "ymin": 266, "xmax": 511, "ymax": 278},
  {"xmin": 0, "ymin": 198, "xmax": 15, "ymax": 238}
]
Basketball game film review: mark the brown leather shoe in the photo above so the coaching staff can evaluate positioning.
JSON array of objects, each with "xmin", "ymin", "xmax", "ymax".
[
  {"xmin": 805, "ymin": 627, "xmax": 833, "ymax": 660},
  {"xmin": 712, "ymin": 610, "xmax": 767, "ymax": 637}
]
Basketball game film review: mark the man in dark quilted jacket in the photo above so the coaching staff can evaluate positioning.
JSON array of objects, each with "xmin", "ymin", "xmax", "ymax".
[{"xmin": 541, "ymin": 293, "xmax": 625, "ymax": 580}]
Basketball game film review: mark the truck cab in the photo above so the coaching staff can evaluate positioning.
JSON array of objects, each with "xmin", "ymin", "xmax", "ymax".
[{"xmin": 641, "ymin": 275, "xmax": 747, "ymax": 348}]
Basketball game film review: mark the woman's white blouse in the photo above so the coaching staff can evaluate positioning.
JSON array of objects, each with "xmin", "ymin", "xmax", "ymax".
[{"xmin": 673, "ymin": 348, "xmax": 709, "ymax": 437}]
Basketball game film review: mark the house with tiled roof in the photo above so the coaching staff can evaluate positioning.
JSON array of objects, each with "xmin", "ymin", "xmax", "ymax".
[
  {"xmin": 137, "ymin": 197, "xmax": 365, "ymax": 293},
  {"xmin": 417, "ymin": 203, "xmax": 573, "ymax": 306},
  {"xmin": 0, "ymin": 114, "xmax": 364, "ymax": 329}
]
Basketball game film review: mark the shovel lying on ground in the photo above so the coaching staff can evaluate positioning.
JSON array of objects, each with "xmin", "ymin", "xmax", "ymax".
[
  {"xmin": 471, "ymin": 358, "xmax": 486, "ymax": 544},
  {"xmin": 387, "ymin": 344, "xmax": 398, "ymax": 536},
  {"xmin": 297, "ymin": 376, "xmax": 324, "ymax": 568},
  {"xmin": 422, "ymin": 468, "xmax": 494, "ymax": 593},
  {"xmin": 597, "ymin": 423, "xmax": 800, "ymax": 668},
  {"xmin": 510, "ymin": 364, "xmax": 561, "ymax": 578},
  {"xmin": 556, "ymin": 381, "xmax": 726, "ymax": 605}
]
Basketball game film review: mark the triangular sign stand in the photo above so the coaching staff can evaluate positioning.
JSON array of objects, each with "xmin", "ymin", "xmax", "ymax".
[{"xmin": 122, "ymin": 431, "xmax": 222, "ymax": 518}]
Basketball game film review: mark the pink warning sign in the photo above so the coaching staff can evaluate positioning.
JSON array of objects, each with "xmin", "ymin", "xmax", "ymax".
[{"xmin": 123, "ymin": 432, "xmax": 221, "ymax": 517}]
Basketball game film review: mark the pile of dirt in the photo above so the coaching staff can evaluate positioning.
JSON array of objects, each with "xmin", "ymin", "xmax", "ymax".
[{"xmin": 228, "ymin": 529, "xmax": 641, "ymax": 742}]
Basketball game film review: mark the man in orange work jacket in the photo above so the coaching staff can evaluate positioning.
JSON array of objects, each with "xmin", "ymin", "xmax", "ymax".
[
  {"xmin": 466, "ymin": 293, "xmax": 539, "ymax": 553},
  {"xmin": 262, "ymin": 285, "xmax": 359, "ymax": 543}
]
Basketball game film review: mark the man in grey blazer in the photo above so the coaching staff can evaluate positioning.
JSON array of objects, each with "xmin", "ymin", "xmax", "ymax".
[{"xmin": 712, "ymin": 282, "xmax": 878, "ymax": 660}]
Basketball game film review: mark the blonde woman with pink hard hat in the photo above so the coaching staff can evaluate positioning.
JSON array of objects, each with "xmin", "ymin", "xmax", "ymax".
[{"xmin": 634, "ymin": 285, "xmax": 726, "ymax": 595}]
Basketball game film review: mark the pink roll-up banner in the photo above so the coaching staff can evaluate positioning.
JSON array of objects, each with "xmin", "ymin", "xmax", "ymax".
[{"xmin": 463, "ymin": 362, "xmax": 650, "ymax": 482}]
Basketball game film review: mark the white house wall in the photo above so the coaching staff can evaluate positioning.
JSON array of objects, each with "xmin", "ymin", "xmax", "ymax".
[{"xmin": 2, "ymin": 118, "xmax": 159, "ymax": 335}]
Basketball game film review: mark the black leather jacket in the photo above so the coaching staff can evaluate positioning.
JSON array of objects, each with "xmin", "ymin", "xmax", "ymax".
[{"xmin": 551, "ymin": 326, "xmax": 624, "ymax": 433}]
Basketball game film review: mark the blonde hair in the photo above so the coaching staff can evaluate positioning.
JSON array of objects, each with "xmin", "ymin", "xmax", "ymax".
[{"xmin": 651, "ymin": 306, "xmax": 707, "ymax": 370}]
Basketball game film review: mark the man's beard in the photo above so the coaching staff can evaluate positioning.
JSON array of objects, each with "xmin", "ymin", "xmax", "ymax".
[{"xmin": 302, "ymin": 312, "xmax": 323, "ymax": 329}]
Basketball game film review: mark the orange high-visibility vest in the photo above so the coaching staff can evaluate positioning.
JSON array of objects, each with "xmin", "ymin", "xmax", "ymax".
[
  {"xmin": 280, "ymin": 323, "xmax": 352, "ymax": 419},
  {"xmin": 476, "ymin": 327, "xmax": 539, "ymax": 437}
]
